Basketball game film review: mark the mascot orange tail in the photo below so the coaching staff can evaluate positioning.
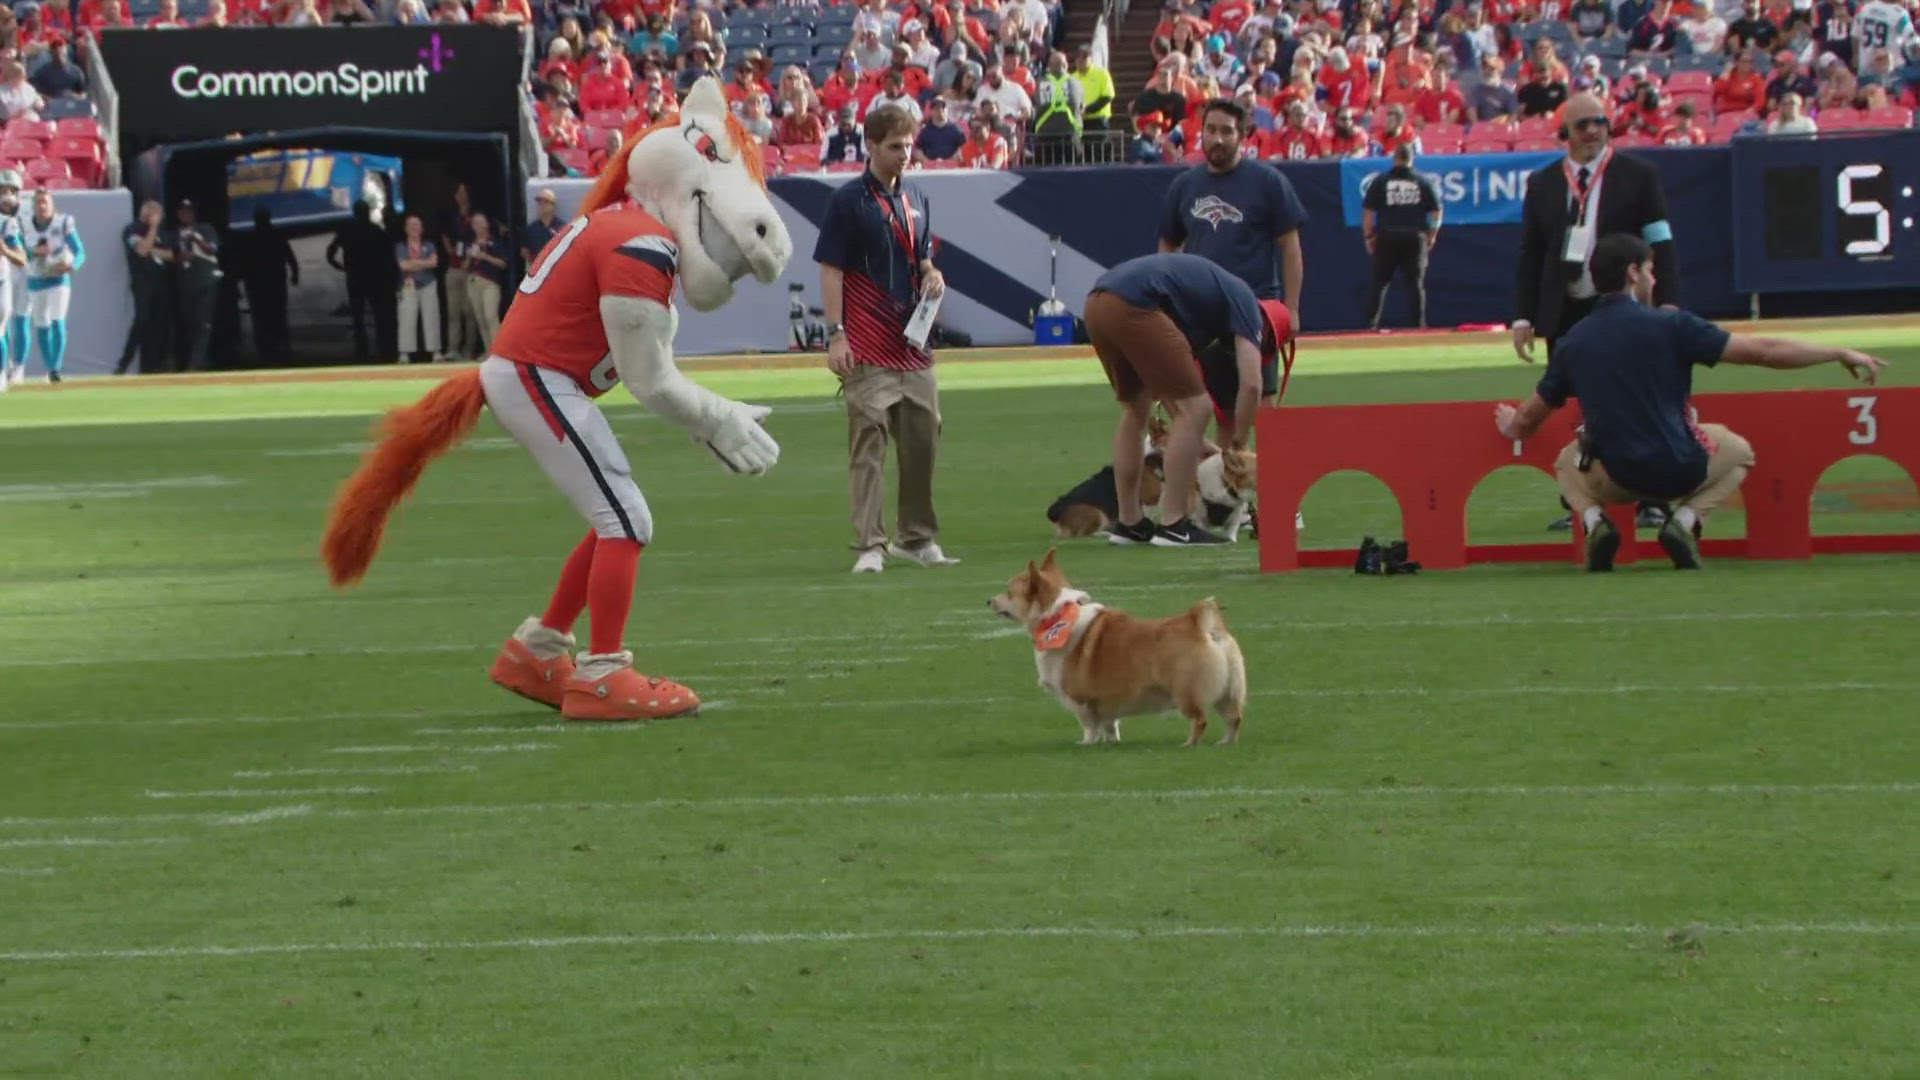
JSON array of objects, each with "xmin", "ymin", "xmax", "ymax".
[{"xmin": 322, "ymin": 369, "xmax": 487, "ymax": 588}]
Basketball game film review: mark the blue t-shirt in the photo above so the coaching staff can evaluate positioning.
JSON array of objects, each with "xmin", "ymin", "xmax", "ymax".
[
  {"xmin": 1159, "ymin": 159, "xmax": 1307, "ymax": 301},
  {"xmin": 915, "ymin": 122, "xmax": 966, "ymax": 161},
  {"xmin": 1093, "ymin": 252, "xmax": 1266, "ymax": 354},
  {"xmin": 1537, "ymin": 294, "xmax": 1731, "ymax": 498}
]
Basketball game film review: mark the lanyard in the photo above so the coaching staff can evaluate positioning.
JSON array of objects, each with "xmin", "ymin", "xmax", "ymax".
[
  {"xmin": 869, "ymin": 174, "xmax": 918, "ymax": 275},
  {"xmin": 1562, "ymin": 147, "xmax": 1611, "ymax": 226}
]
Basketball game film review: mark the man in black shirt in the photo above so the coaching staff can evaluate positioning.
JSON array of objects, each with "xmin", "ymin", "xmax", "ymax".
[
  {"xmin": 1361, "ymin": 144, "xmax": 1442, "ymax": 330},
  {"xmin": 1518, "ymin": 64, "xmax": 1569, "ymax": 117},
  {"xmin": 1497, "ymin": 235, "xmax": 1886, "ymax": 571},
  {"xmin": 1725, "ymin": 0, "xmax": 1779, "ymax": 54},
  {"xmin": 171, "ymin": 199, "xmax": 222, "ymax": 372},
  {"xmin": 29, "ymin": 39, "xmax": 86, "ymax": 99},
  {"xmin": 237, "ymin": 206, "xmax": 297, "ymax": 364},
  {"xmin": 117, "ymin": 199, "xmax": 172, "ymax": 374}
]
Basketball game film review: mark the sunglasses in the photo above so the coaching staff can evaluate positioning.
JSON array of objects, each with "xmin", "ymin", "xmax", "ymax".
[{"xmin": 1569, "ymin": 116, "xmax": 1610, "ymax": 132}]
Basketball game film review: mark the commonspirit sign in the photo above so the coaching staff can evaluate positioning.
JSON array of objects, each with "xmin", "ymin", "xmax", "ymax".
[{"xmin": 98, "ymin": 25, "xmax": 523, "ymax": 142}]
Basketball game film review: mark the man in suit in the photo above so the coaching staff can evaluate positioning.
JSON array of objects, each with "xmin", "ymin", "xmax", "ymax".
[{"xmin": 1512, "ymin": 91, "xmax": 1677, "ymax": 529}]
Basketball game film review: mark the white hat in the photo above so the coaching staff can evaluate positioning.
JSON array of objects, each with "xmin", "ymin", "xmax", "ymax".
[{"xmin": 0, "ymin": 169, "xmax": 20, "ymax": 190}]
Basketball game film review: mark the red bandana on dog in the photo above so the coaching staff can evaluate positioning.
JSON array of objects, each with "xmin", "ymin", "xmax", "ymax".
[{"xmin": 1034, "ymin": 603, "xmax": 1080, "ymax": 651}]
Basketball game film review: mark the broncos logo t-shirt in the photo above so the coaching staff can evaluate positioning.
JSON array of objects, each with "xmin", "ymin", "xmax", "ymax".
[{"xmin": 1159, "ymin": 158, "xmax": 1307, "ymax": 301}]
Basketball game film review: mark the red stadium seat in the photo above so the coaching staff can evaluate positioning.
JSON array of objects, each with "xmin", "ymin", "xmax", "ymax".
[
  {"xmin": 48, "ymin": 135, "xmax": 97, "ymax": 162},
  {"xmin": 1863, "ymin": 107, "xmax": 1914, "ymax": 128},
  {"xmin": 554, "ymin": 147, "xmax": 591, "ymax": 174},
  {"xmin": 6, "ymin": 119, "xmax": 54, "ymax": 142},
  {"xmin": 1461, "ymin": 131, "xmax": 1513, "ymax": 151},
  {"xmin": 1511, "ymin": 138, "xmax": 1559, "ymax": 151},
  {"xmin": 1421, "ymin": 122, "xmax": 1467, "ymax": 143},
  {"xmin": 583, "ymin": 107, "xmax": 628, "ymax": 130},
  {"xmin": 36, "ymin": 175, "xmax": 85, "ymax": 191},
  {"xmin": 25, "ymin": 158, "xmax": 71, "ymax": 183},
  {"xmin": 782, "ymin": 144, "xmax": 822, "ymax": 170},
  {"xmin": 824, "ymin": 160, "xmax": 864, "ymax": 172},
  {"xmin": 1666, "ymin": 70, "xmax": 1712, "ymax": 95},
  {"xmin": 0, "ymin": 138, "xmax": 46, "ymax": 162},
  {"xmin": 53, "ymin": 117, "xmax": 100, "ymax": 141},
  {"xmin": 760, "ymin": 143, "xmax": 784, "ymax": 172},
  {"xmin": 1421, "ymin": 135, "xmax": 1463, "ymax": 154},
  {"xmin": 1673, "ymin": 91, "xmax": 1712, "ymax": 116},
  {"xmin": 1514, "ymin": 117, "xmax": 1554, "ymax": 141},
  {"xmin": 1820, "ymin": 111, "xmax": 1864, "ymax": 129}
]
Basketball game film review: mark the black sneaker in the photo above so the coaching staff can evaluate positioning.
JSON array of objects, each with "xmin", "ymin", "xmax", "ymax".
[
  {"xmin": 1150, "ymin": 518, "xmax": 1229, "ymax": 546},
  {"xmin": 1584, "ymin": 515, "xmax": 1621, "ymax": 572},
  {"xmin": 1354, "ymin": 536, "xmax": 1383, "ymax": 574},
  {"xmin": 1657, "ymin": 515, "xmax": 1703, "ymax": 570},
  {"xmin": 1547, "ymin": 514, "xmax": 1574, "ymax": 532},
  {"xmin": 1106, "ymin": 518, "xmax": 1156, "ymax": 546},
  {"xmin": 1636, "ymin": 501, "xmax": 1670, "ymax": 529}
]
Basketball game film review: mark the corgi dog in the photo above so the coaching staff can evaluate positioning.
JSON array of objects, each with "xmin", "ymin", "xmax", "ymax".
[
  {"xmin": 988, "ymin": 549, "xmax": 1247, "ymax": 747},
  {"xmin": 1194, "ymin": 446, "xmax": 1258, "ymax": 541}
]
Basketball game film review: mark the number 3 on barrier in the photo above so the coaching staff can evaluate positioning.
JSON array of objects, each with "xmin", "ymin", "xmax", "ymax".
[{"xmin": 1848, "ymin": 395, "xmax": 1879, "ymax": 446}]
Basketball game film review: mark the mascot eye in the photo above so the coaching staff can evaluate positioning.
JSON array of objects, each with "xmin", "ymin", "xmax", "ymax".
[{"xmin": 696, "ymin": 134, "xmax": 720, "ymax": 161}]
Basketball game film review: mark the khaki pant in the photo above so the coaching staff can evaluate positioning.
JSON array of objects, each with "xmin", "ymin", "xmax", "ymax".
[
  {"xmin": 465, "ymin": 274, "xmax": 502, "ymax": 355},
  {"xmin": 397, "ymin": 280, "xmax": 442, "ymax": 356},
  {"xmin": 1555, "ymin": 423, "xmax": 1756, "ymax": 517},
  {"xmin": 445, "ymin": 267, "xmax": 477, "ymax": 357},
  {"xmin": 845, "ymin": 363, "xmax": 940, "ymax": 551}
]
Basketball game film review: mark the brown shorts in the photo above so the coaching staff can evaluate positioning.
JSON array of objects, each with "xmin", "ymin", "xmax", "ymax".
[{"xmin": 1084, "ymin": 290, "xmax": 1205, "ymax": 403}]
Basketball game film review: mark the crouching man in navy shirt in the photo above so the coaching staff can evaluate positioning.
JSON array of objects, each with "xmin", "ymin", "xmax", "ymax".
[{"xmin": 1497, "ymin": 235, "xmax": 1887, "ymax": 572}]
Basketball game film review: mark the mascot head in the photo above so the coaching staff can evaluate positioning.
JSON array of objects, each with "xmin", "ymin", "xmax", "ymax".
[{"xmin": 579, "ymin": 77, "xmax": 793, "ymax": 311}]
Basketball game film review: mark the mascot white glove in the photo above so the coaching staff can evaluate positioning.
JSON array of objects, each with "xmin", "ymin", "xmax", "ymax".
[
  {"xmin": 602, "ymin": 294, "xmax": 781, "ymax": 476},
  {"xmin": 700, "ymin": 400, "xmax": 780, "ymax": 475}
]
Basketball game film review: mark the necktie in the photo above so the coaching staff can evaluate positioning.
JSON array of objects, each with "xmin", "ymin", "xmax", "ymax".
[{"xmin": 1573, "ymin": 165, "xmax": 1592, "ymax": 223}]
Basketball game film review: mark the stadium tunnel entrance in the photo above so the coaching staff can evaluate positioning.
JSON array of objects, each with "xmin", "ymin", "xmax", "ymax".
[{"xmin": 125, "ymin": 127, "xmax": 515, "ymax": 370}]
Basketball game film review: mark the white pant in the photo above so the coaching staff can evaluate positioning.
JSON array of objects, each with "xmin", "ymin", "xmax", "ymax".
[
  {"xmin": 28, "ymin": 285, "xmax": 69, "ymax": 328},
  {"xmin": 398, "ymin": 281, "xmax": 442, "ymax": 355},
  {"xmin": 9, "ymin": 275, "xmax": 26, "ymax": 318},
  {"xmin": 479, "ymin": 356, "xmax": 653, "ymax": 543}
]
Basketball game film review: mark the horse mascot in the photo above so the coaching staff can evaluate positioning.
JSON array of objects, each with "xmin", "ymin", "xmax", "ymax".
[{"xmin": 321, "ymin": 78, "xmax": 792, "ymax": 722}]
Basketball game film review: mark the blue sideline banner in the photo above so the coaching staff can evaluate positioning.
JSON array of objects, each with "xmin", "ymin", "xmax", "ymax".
[{"xmin": 1338, "ymin": 151, "xmax": 1559, "ymax": 227}]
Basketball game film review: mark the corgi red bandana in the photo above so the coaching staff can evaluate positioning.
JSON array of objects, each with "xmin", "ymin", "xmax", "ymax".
[{"xmin": 1033, "ymin": 603, "xmax": 1080, "ymax": 651}]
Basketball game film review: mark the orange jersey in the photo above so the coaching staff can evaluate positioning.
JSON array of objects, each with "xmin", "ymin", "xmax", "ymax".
[
  {"xmin": 490, "ymin": 204, "xmax": 679, "ymax": 398},
  {"xmin": 1262, "ymin": 126, "xmax": 1323, "ymax": 161}
]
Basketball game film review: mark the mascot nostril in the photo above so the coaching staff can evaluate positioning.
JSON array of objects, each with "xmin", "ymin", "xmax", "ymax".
[{"xmin": 756, "ymin": 223, "xmax": 768, "ymax": 239}]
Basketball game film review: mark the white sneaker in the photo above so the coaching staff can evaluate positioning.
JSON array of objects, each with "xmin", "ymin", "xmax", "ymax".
[
  {"xmin": 887, "ymin": 540, "xmax": 960, "ymax": 567},
  {"xmin": 8, "ymin": 365, "xmax": 22, "ymax": 385},
  {"xmin": 852, "ymin": 548, "xmax": 886, "ymax": 574},
  {"xmin": 1295, "ymin": 511, "xmax": 1305, "ymax": 530}
]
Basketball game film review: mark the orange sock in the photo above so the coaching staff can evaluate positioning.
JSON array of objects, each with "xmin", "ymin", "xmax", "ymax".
[
  {"xmin": 587, "ymin": 537, "xmax": 642, "ymax": 655},
  {"xmin": 540, "ymin": 531, "xmax": 597, "ymax": 634}
]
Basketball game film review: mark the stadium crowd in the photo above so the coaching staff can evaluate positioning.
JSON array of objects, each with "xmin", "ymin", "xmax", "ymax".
[{"xmin": 2, "ymin": 0, "xmax": 1913, "ymax": 180}]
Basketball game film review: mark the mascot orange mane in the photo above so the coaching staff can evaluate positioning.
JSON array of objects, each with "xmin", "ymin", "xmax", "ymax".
[{"xmin": 321, "ymin": 77, "xmax": 791, "ymax": 722}]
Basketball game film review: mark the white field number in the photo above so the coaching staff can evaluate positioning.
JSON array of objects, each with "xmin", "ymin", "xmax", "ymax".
[{"xmin": 1848, "ymin": 395, "xmax": 1878, "ymax": 446}]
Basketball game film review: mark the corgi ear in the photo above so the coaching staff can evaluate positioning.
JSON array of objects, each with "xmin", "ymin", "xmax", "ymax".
[
  {"xmin": 1040, "ymin": 547, "xmax": 1058, "ymax": 571},
  {"xmin": 1025, "ymin": 559, "xmax": 1038, "ymax": 578}
]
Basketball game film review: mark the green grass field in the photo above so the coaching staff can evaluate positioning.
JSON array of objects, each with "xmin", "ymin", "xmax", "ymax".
[{"xmin": 2, "ymin": 330, "xmax": 1918, "ymax": 1078}]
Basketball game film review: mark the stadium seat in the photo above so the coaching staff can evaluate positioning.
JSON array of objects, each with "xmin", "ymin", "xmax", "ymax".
[
  {"xmin": 1864, "ymin": 107, "xmax": 1914, "ymax": 128},
  {"xmin": 760, "ymin": 143, "xmax": 784, "ymax": 172},
  {"xmin": 1821, "ymin": 111, "xmax": 1864, "ymax": 129},
  {"xmin": 25, "ymin": 158, "xmax": 71, "ymax": 184},
  {"xmin": 1422, "ymin": 122, "xmax": 1467, "ymax": 143},
  {"xmin": 53, "ymin": 117, "xmax": 100, "ymax": 140},
  {"xmin": 824, "ymin": 160, "xmax": 864, "ymax": 172},
  {"xmin": 1667, "ymin": 70, "xmax": 1712, "ymax": 95},
  {"xmin": 783, "ymin": 144, "xmax": 822, "ymax": 170},
  {"xmin": 1512, "ymin": 138, "xmax": 1559, "ymax": 151},
  {"xmin": 730, "ymin": 27, "xmax": 770, "ymax": 50},
  {"xmin": 1462, "ymin": 132, "xmax": 1513, "ymax": 151},
  {"xmin": 1422, "ymin": 135, "xmax": 1463, "ymax": 155},
  {"xmin": 583, "ymin": 107, "xmax": 628, "ymax": 130},
  {"xmin": 40, "ymin": 97, "xmax": 96, "ymax": 122},
  {"xmin": 771, "ymin": 43, "xmax": 812, "ymax": 65},
  {"xmin": 36, "ymin": 175, "xmax": 84, "ymax": 191},
  {"xmin": 814, "ymin": 22, "xmax": 855, "ymax": 46},
  {"xmin": 768, "ymin": 22, "xmax": 811, "ymax": 44},
  {"xmin": 1514, "ymin": 117, "xmax": 1554, "ymax": 141},
  {"xmin": 0, "ymin": 138, "xmax": 45, "ymax": 162},
  {"xmin": 813, "ymin": 41, "xmax": 845, "ymax": 59},
  {"xmin": 1673, "ymin": 90, "xmax": 1712, "ymax": 116},
  {"xmin": 7, "ymin": 119, "xmax": 54, "ymax": 142},
  {"xmin": 554, "ymin": 147, "xmax": 592, "ymax": 175}
]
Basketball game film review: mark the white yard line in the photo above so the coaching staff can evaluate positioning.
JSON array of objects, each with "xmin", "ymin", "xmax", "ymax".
[
  {"xmin": 143, "ymin": 787, "xmax": 384, "ymax": 799},
  {"xmin": 0, "ymin": 709, "xmax": 526, "ymax": 732},
  {"xmin": 232, "ymin": 767, "xmax": 478, "ymax": 778},
  {"xmin": 213, "ymin": 806, "xmax": 315, "ymax": 826},
  {"xmin": 4, "ymin": 920, "xmax": 1916, "ymax": 963},
  {"xmin": 2, "ymin": 781, "xmax": 1913, "ymax": 831},
  {"xmin": 324, "ymin": 743, "xmax": 559, "ymax": 755},
  {"xmin": 0, "ymin": 867, "xmax": 55, "ymax": 876},
  {"xmin": 0, "ymin": 837, "xmax": 184, "ymax": 848}
]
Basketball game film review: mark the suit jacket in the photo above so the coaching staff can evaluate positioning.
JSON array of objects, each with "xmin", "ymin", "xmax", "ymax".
[{"xmin": 1514, "ymin": 149, "xmax": 1677, "ymax": 339}]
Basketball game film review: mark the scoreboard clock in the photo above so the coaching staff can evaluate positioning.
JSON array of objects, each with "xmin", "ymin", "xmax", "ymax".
[{"xmin": 1731, "ymin": 130, "xmax": 1920, "ymax": 294}]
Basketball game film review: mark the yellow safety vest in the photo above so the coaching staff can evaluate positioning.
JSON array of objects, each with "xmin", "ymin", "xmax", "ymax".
[
  {"xmin": 1071, "ymin": 65, "xmax": 1114, "ymax": 121},
  {"xmin": 1037, "ymin": 73, "xmax": 1081, "ymax": 133}
]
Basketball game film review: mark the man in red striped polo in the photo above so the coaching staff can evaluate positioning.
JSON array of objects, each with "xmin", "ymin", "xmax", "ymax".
[{"xmin": 815, "ymin": 104, "xmax": 958, "ymax": 575}]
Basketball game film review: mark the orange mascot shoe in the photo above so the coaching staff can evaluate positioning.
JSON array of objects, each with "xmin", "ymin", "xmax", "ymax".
[
  {"xmin": 488, "ymin": 616, "xmax": 578, "ymax": 710},
  {"xmin": 562, "ymin": 651, "xmax": 701, "ymax": 722}
]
